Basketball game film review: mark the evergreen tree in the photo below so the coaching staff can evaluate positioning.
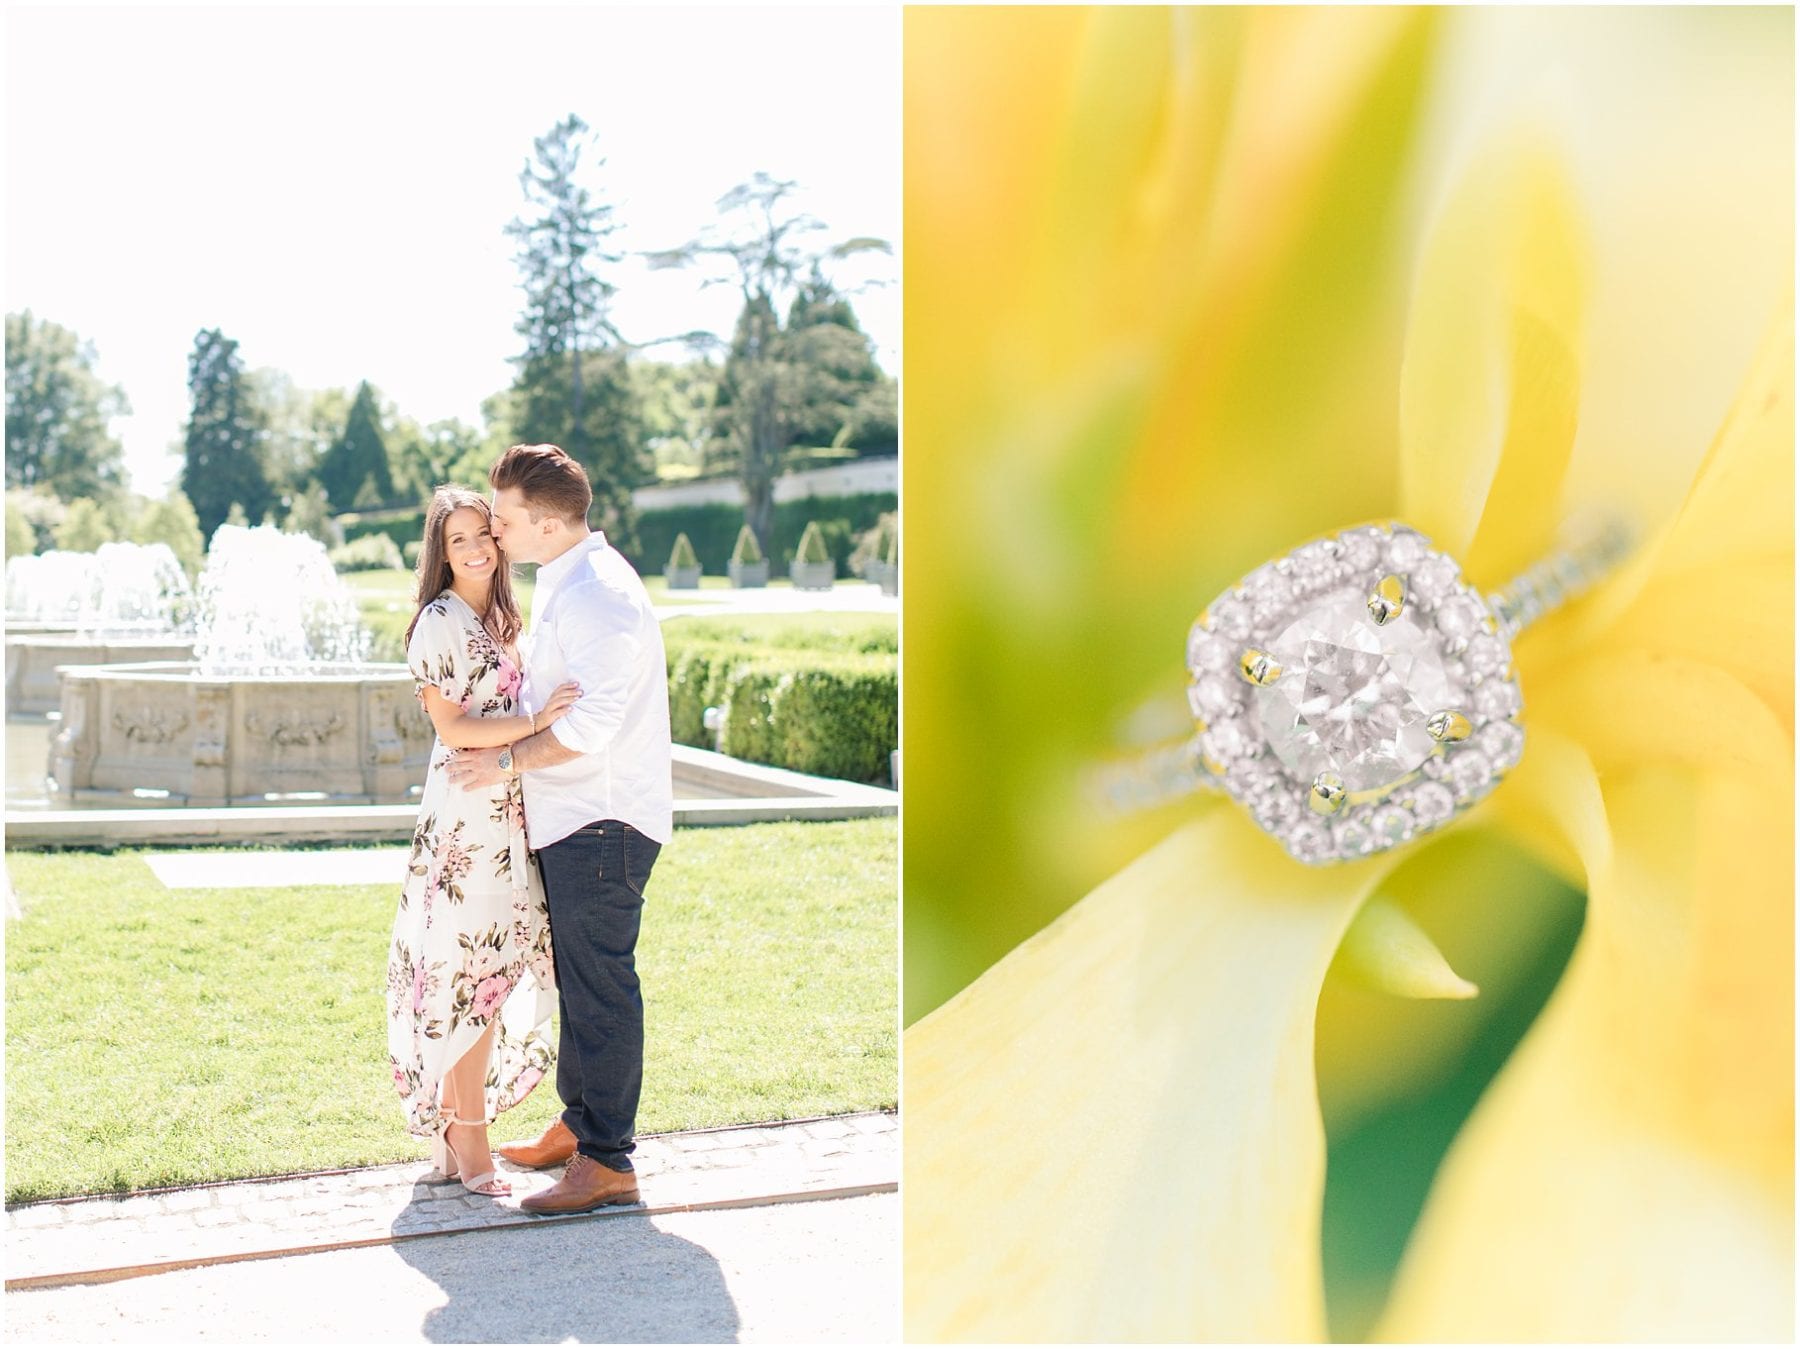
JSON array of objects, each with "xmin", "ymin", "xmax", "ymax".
[
  {"xmin": 181, "ymin": 328, "xmax": 271, "ymax": 541},
  {"xmin": 505, "ymin": 114, "xmax": 647, "ymax": 540},
  {"xmin": 4, "ymin": 310, "xmax": 130, "ymax": 500},
  {"xmin": 318, "ymin": 380, "xmax": 392, "ymax": 510},
  {"xmin": 784, "ymin": 266, "xmax": 897, "ymax": 456}
]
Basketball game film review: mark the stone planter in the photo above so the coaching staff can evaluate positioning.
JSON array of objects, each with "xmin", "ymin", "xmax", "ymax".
[
  {"xmin": 879, "ymin": 561, "xmax": 898, "ymax": 597},
  {"xmin": 789, "ymin": 559, "xmax": 836, "ymax": 592},
  {"xmin": 664, "ymin": 565, "xmax": 702, "ymax": 590},
  {"xmin": 728, "ymin": 559, "xmax": 769, "ymax": 589}
]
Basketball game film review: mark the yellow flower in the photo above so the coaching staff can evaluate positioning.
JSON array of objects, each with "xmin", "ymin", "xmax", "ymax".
[{"xmin": 903, "ymin": 7, "xmax": 1792, "ymax": 1341}]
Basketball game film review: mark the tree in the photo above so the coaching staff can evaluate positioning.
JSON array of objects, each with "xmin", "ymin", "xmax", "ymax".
[
  {"xmin": 8, "ymin": 486, "xmax": 66, "ymax": 554},
  {"xmin": 440, "ymin": 388, "xmax": 514, "ymax": 489},
  {"xmin": 785, "ymin": 267, "xmax": 897, "ymax": 456},
  {"xmin": 632, "ymin": 358, "xmax": 719, "ymax": 479},
  {"xmin": 388, "ymin": 413, "xmax": 484, "ymax": 506},
  {"xmin": 318, "ymin": 380, "xmax": 393, "ymax": 511},
  {"xmin": 649, "ymin": 174, "xmax": 891, "ymax": 550},
  {"xmin": 6, "ymin": 497, "xmax": 37, "ymax": 558},
  {"xmin": 4, "ymin": 310, "xmax": 129, "ymax": 500},
  {"xmin": 182, "ymin": 329, "xmax": 272, "ymax": 542},
  {"xmin": 127, "ymin": 489, "xmax": 206, "ymax": 576},
  {"xmin": 249, "ymin": 369, "xmax": 345, "ymax": 503},
  {"xmin": 53, "ymin": 497, "xmax": 115, "ymax": 551},
  {"xmin": 281, "ymin": 481, "xmax": 342, "ymax": 549},
  {"xmin": 505, "ymin": 114, "xmax": 648, "ymax": 539}
]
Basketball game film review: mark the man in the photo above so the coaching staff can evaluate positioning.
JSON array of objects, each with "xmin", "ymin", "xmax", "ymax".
[{"xmin": 446, "ymin": 442, "xmax": 672, "ymax": 1214}]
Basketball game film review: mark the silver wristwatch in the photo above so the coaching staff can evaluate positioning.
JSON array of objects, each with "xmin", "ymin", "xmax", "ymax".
[{"xmin": 498, "ymin": 746, "xmax": 516, "ymax": 777}]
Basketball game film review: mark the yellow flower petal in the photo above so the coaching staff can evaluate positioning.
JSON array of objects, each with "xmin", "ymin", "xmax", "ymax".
[
  {"xmin": 1399, "ymin": 137, "xmax": 1588, "ymax": 581},
  {"xmin": 1549, "ymin": 302, "xmax": 1795, "ymax": 726},
  {"xmin": 1387, "ymin": 296, "xmax": 1795, "ymax": 1336},
  {"xmin": 1337, "ymin": 896, "xmax": 1479, "ymax": 1001},
  {"xmin": 1376, "ymin": 741, "xmax": 1794, "ymax": 1341},
  {"xmin": 1496, "ymin": 301, "xmax": 1794, "ymax": 864},
  {"xmin": 1636, "ymin": 300, "xmax": 1795, "ymax": 581},
  {"xmin": 904, "ymin": 812, "xmax": 1393, "ymax": 1341},
  {"xmin": 1533, "ymin": 648, "xmax": 1791, "ymax": 781}
]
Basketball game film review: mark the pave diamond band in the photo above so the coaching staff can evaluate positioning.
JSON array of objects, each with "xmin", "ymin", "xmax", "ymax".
[
  {"xmin": 1486, "ymin": 517, "xmax": 1635, "ymax": 639},
  {"xmin": 1097, "ymin": 517, "xmax": 1633, "ymax": 864}
]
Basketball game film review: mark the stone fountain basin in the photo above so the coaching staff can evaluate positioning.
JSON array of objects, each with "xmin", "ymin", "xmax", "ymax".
[
  {"xmin": 6, "ymin": 634, "xmax": 198, "ymax": 715},
  {"xmin": 50, "ymin": 661, "xmax": 429, "ymax": 808}
]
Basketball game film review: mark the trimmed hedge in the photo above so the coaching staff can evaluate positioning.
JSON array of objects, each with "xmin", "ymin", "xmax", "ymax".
[
  {"xmin": 632, "ymin": 493, "xmax": 896, "ymax": 575},
  {"xmin": 763, "ymin": 661, "xmax": 897, "ymax": 783},
  {"xmin": 665, "ymin": 640, "xmax": 897, "ymax": 785},
  {"xmin": 339, "ymin": 507, "xmax": 427, "ymax": 553}
]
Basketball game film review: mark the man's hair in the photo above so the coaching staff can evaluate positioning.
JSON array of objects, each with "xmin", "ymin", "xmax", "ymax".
[{"xmin": 489, "ymin": 444, "xmax": 593, "ymax": 526}]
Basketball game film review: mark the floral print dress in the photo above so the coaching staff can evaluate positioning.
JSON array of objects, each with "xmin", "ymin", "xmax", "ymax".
[{"xmin": 386, "ymin": 591, "xmax": 556, "ymax": 1138}]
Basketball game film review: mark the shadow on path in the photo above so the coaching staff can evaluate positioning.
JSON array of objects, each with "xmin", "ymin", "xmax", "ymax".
[{"xmin": 392, "ymin": 1181, "xmax": 742, "ymax": 1343}]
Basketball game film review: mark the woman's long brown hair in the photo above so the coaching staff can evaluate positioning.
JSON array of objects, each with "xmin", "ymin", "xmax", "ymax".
[{"xmin": 404, "ymin": 486, "xmax": 522, "ymax": 649}]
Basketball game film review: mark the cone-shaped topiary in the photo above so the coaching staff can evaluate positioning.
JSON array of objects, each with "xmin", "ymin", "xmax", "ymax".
[
  {"xmin": 668, "ymin": 532, "xmax": 700, "ymax": 570},
  {"xmin": 851, "ymin": 513, "xmax": 896, "ymax": 577},
  {"xmin": 796, "ymin": 520, "xmax": 831, "ymax": 565},
  {"xmin": 731, "ymin": 523, "xmax": 764, "ymax": 565}
]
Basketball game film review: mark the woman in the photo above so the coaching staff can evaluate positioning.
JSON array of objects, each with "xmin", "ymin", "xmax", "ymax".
[{"xmin": 385, "ymin": 486, "xmax": 579, "ymax": 1197}]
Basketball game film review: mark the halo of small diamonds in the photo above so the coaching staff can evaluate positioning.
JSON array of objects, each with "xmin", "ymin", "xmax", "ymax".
[{"xmin": 1184, "ymin": 522, "xmax": 1524, "ymax": 865}]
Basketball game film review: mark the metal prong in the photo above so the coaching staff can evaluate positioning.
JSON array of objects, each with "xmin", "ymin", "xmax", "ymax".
[
  {"xmin": 1368, "ymin": 574, "xmax": 1406, "ymax": 626},
  {"xmin": 1310, "ymin": 772, "xmax": 1347, "ymax": 816},
  {"xmin": 1427, "ymin": 710, "xmax": 1473, "ymax": 743},
  {"xmin": 1238, "ymin": 649, "xmax": 1283, "ymax": 687}
]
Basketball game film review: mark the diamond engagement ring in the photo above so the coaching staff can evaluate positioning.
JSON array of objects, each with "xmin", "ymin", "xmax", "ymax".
[{"xmin": 1099, "ymin": 517, "xmax": 1635, "ymax": 865}]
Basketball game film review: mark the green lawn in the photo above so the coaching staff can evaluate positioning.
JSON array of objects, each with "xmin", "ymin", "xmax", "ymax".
[
  {"xmin": 5, "ymin": 817, "xmax": 896, "ymax": 1201},
  {"xmin": 662, "ymin": 610, "xmax": 898, "ymax": 652}
]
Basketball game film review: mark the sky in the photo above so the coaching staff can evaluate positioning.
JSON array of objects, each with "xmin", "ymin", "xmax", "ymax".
[{"xmin": 4, "ymin": 4, "xmax": 901, "ymax": 493}]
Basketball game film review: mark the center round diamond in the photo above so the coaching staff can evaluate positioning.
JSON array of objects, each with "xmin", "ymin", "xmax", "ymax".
[{"xmin": 1254, "ymin": 588, "xmax": 1456, "ymax": 792}]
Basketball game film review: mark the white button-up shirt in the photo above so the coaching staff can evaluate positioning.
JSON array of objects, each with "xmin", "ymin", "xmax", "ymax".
[{"xmin": 518, "ymin": 531, "xmax": 672, "ymax": 849}]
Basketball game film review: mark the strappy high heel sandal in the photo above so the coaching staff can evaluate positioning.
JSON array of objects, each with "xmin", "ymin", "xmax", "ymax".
[{"xmin": 429, "ymin": 1114, "xmax": 512, "ymax": 1197}]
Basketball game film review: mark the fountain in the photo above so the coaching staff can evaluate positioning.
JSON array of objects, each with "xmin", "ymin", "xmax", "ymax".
[
  {"xmin": 46, "ymin": 525, "xmax": 433, "ymax": 807},
  {"xmin": 4, "ymin": 542, "xmax": 199, "ymax": 712}
]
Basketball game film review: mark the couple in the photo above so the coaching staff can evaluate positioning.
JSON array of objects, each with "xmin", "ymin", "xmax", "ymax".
[{"xmin": 384, "ymin": 442, "xmax": 672, "ymax": 1214}]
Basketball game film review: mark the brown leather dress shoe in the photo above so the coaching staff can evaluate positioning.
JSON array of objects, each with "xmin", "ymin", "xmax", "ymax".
[
  {"xmin": 520, "ymin": 1154, "xmax": 641, "ymax": 1215},
  {"xmin": 495, "ymin": 1116, "xmax": 578, "ymax": 1170}
]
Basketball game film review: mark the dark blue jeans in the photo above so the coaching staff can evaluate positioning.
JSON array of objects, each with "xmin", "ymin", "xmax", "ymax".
[{"xmin": 537, "ymin": 819, "xmax": 661, "ymax": 1173}]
